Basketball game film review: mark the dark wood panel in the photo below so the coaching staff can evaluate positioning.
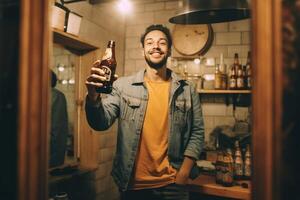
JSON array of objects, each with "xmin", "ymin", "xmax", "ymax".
[
  {"xmin": 18, "ymin": 0, "xmax": 50, "ymax": 199},
  {"xmin": 251, "ymin": 0, "xmax": 282, "ymax": 200}
]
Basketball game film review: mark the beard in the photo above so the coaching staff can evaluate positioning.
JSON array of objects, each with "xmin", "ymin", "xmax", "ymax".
[{"xmin": 144, "ymin": 50, "xmax": 169, "ymax": 69}]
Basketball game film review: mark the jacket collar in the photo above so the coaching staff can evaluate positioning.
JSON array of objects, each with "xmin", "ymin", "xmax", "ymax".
[{"xmin": 132, "ymin": 68, "xmax": 185, "ymax": 85}]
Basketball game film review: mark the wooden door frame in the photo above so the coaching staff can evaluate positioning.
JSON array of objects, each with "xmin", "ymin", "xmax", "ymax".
[
  {"xmin": 18, "ymin": 0, "xmax": 50, "ymax": 199},
  {"xmin": 251, "ymin": 0, "xmax": 282, "ymax": 200},
  {"xmin": 16, "ymin": 0, "xmax": 283, "ymax": 199}
]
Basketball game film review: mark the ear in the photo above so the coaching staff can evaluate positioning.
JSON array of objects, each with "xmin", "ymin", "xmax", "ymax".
[
  {"xmin": 141, "ymin": 49, "xmax": 145, "ymax": 57},
  {"xmin": 167, "ymin": 48, "xmax": 171, "ymax": 57}
]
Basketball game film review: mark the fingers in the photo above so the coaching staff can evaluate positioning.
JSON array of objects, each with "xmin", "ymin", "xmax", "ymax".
[
  {"xmin": 90, "ymin": 67, "xmax": 105, "ymax": 76},
  {"xmin": 85, "ymin": 80, "xmax": 103, "ymax": 88}
]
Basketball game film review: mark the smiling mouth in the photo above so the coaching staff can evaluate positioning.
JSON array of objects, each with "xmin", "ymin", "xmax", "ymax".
[{"xmin": 150, "ymin": 51, "xmax": 163, "ymax": 57}]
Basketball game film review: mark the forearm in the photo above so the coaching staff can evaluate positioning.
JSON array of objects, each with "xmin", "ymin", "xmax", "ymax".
[
  {"xmin": 85, "ymin": 95, "xmax": 110, "ymax": 131},
  {"xmin": 180, "ymin": 156, "xmax": 195, "ymax": 173}
]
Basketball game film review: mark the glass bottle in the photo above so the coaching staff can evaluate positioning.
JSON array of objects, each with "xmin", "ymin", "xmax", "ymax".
[
  {"xmin": 219, "ymin": 53, "xmax": 227, "ymax": 89},
  {"xmin": 243, "ymin": 144, "xmax": 252, "ymax": 180},
  {"xmin": 245, "ymin": 51, "xmax": 252, "ymax": 89},
  {"xmin": 222, "ymin": 149, "xmax": 234, "ymax": 187},
  {"xmin": 214, "ymin": 63, "xmax": 222, "ymax": 90},
  {"xmin": 234, "ymin": 141, "xmax": 244, "ymax": 180},
  {"xmin": 215, "ymin": 150, "xmax": 224, "ymax": 184},
  {"xmin": 96, "ymin": 40, "xmax": 117, "ymax": 94}
]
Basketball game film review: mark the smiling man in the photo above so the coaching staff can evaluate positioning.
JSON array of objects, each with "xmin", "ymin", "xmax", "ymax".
[{"xmin": 85, "ymin": 24, "xmax": 204, "ymax": 200}]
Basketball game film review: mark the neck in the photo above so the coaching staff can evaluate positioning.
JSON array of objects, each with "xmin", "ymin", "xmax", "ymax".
[{"xmin": 145, "ymin": 66, "xmax": 169, "ymax": 82}]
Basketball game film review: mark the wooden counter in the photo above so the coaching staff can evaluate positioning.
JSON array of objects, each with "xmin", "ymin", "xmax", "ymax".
[{"xmin": 188, "ymin": 175, "xmax": 251, "ymax": 200}]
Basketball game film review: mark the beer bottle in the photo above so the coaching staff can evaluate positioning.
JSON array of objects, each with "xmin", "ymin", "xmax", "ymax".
[
  {"xmin": 245, "ymin": 51, "xmax": 252, "ymax": 89},
  {"xmin": 96, "ymin": 40, "xmax": 117, "ymax": 94},
  {"xmin": 215, "ymin": 150, "xmax": 224, "ymax": 184},
  {"xmin": 234, "ymin": 141, "xmax": 244, "ymax": 180},
  {"xmin": 243, "ymin": 144, "xmax": 252, "ymax": 180},
  {"xmin": 229, "ymin": 65, "xmax": 237, "ymax": 89},
  {"xmin": 219, "ymin": 53, "xmax": 227, "ymax": 89},
  {"xmin": 222, "ymin": 149, "xmax": 234, "ymax": 187},
  {"xmin": 236, "ymin": 54, "xmax": 244, "ymax": 89},
  {"xmin": 214, "ymin": 63, "xmax": 222, "ymax": 90}
]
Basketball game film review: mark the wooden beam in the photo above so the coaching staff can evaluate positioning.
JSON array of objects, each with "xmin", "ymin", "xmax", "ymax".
[
  {"xmin": 18, "ymin": 0, "xmax": 50, "ymax": 199},
  {"xmin": 251, "ymin": 0, "xmax": 282, "ymax": 200}
]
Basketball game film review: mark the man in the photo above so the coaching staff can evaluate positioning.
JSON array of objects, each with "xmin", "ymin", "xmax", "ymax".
[
  {"xmin": 50, "ymin": 70, "xmax": 69, "ymax": 168},
  {"xmin": 85, "ymin": 24, "xmax": 204, "ymax": 200}
]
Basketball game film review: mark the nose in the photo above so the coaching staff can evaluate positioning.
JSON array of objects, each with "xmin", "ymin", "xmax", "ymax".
[{"xmin": 153, "ymin": 41, "xmax": 159, "ymax": 48}]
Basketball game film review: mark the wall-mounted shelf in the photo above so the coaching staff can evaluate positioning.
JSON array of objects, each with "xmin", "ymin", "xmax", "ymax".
[
  {"xmin": 198, "ymin": 89, "xmax": 251, "ymax": 94},
  {"xmin": 53, "ymin": 28, "xmax": 98, "ymax": 55}
]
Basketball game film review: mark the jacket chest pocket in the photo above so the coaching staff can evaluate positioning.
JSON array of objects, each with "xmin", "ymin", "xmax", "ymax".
[
  {"xmin": 174, "ymin": 99, "xmax": 191, "ymax": 125},
  {"xmin": 121, "ymin": 96, "xmax": 141, "ymax": 121}
]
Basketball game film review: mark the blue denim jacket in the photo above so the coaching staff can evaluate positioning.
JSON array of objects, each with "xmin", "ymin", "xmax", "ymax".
[{"xmin": 85, "ymin": 69, "xmax": 204, "ymax": 191}]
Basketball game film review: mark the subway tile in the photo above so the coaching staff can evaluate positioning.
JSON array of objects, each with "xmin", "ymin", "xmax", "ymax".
[
  {"xmin": 126, "ymin": 37, "xmax": 141, "ymax": 49},
  {"xmin": 202, "ymin": 103, "xmax": 227, "ymax": 116},
  {"xmin": 242, "ymin": 32, "xmax": 251, "ymax": 44},
  {"xmin": 216, "ymin": 32, "xmax": 241, "ymax": 45},
  {"xmin": 165, "ymin": 1, "xmax": 181, "ymax": 10},
  {"xmin": 145, "ymin": 2, "xmax": 165, "ymax": 11},
  {"xmin": 212, "ymin": 22, "xmax": 229, "ymax": 32},
  {"xmin": 154, "ymin": 10, "xmax": 177, "ymax": 24},
  {"xmin": 229, "ymin": 19, "xmax": 251, "ymax": 32}
]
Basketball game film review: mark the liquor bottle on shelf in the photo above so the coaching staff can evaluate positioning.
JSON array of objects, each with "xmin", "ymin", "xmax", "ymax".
[
  {"xmin": 245, "ymin": 51, "xmax": 252, "ymax": 89},
  {"xmin": 215, "ymin": 150, "xmax": 224, "ymax": 184},
  {"xmin": 229, "ymin": 65, "xmax": 237, "ymax": 90},
  {"xmin": 222, "ymin": 148, "xmax": 234, "ymax": 187},
  {"xmin": 243, "ymin": 144, "xmax": 252, "ymax": 180},
  {"xmin": 236, "ymin": 54, "xmax": 245, "ymax": 89},
  {"xmin": 229, "ymin": 53, "xmax": 241, "ymax": 90},
  {"xmin": 219, "ymin": 53, "xmax": 227, "ymax": 89},
  {"xmin": 214, "ymin": 61, "xmax": 222, "ymax": 90},
  {"xmin": 234, "ymin": 140, "xmax": 244, "ymax": 180}
]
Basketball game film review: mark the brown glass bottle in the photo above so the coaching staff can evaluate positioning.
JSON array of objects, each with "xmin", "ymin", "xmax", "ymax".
[
  {"xmin": 214, "ymin": 64, "xmax": 222, "ymax": 90},
  {"xmin": 245, "ymin": 51, "xmax": 252, "ymax": 89},
  {"xmin": 243, "ymin": 144, "xmax": 252, "ymax": 180},
  {"xmin": 96, "ymin": 40, "xmax": 117, "ymax": 94},
  {"xmin": 229, "ymin": 65, "xmax": 237, "ymax": 89},
  {"xmin": 234, "ymin": 141, "xmax": 244, "ymax": 180},
  {"xmin": 222, "ymin": 149, "xmax": 234, "ymax": 187},
  {"xmin": 236, "ymin": 64, "xmax": 245, "ymax": 89},
  {"xmin": 215, "ymin": 150, "xmax": 224, "ymax": 184}
]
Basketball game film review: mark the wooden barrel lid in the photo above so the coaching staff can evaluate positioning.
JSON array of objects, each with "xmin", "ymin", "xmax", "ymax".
[{"xmin": 172, "ymin": 24, "xmax": 213, "ymax": 56}]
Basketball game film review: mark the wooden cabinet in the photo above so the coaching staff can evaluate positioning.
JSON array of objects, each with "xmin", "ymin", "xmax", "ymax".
[{"xmin": 53, "ymin": 29, "xmax": 100, "ymax": 170}]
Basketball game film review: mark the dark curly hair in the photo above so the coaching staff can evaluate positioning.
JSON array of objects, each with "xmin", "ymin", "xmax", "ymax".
[{"xmin": 140, "ymin": 24, "xmax": 172, "ymax": 48}]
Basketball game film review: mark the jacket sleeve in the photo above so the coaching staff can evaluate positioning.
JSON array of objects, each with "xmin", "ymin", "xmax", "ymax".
[
  {"xmin": 184, "ymin": 85, "xmax": 205, "ymax": 160},
  {"xmin": 85, "ymin": 80, "xmax": 121, "ymax": 131}
]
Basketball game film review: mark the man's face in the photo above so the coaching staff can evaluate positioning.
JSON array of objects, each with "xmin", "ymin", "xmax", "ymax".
[{"xmin": 143, "ymin": 30, "xmax": 170, "ymax": 69}]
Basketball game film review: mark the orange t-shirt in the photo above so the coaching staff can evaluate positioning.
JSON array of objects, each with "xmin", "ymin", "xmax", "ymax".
[{"xmin": 131, "ymin": 77, "xmax": 177, "ymax": 190}]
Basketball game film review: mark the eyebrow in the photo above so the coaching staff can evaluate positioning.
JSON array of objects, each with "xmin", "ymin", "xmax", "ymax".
[{"xmin": 145, "ymin": 38, "xmax": 168, "ymax": 42}]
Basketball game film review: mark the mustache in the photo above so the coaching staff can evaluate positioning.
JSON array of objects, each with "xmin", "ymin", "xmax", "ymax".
[{"xmin": 149, "ymin": 48, "xmax": 163, "ymax": 54}]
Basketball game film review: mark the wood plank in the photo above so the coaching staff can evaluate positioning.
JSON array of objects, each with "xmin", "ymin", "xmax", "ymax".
[
  {"xmin": 53, "ymin": 28, "xmax": 98, "ymax": 54},
  {"xmin": 198, "ymin": 89, "xmax": 251, "ymax": 94},
  {"xmin": 18, "ymin": 0, "xmax": 50, "ymax": 199},
  {"xmin": 188, "ymin": 175, "xmax": 251, "ymax": 200},
  {"xmin": 251, "ymin": 0, "xmax": 282, "ymax": 200},
  {"xmin": 78, "ymin": 50, "xmax": 101, "ymax": 169}
]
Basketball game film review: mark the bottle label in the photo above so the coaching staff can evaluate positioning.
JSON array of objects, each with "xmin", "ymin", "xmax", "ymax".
[
  {"xmin": 101, "ymin": 66, "xmax": 112, "ymax": 81},
  {"xmin": 237, "ymin": 78, "xmax": 244, "ymax": 88},
  {"xmin": 229, "ymin": 78, "xmax": 236, "ymax": 88},
  {"xmin": 234, "ymin": 163, "xmax": 243, "ymax": 176},
  {"xmin": 102, "ymin": 49, "xmax": 112, "ymax": 60}
]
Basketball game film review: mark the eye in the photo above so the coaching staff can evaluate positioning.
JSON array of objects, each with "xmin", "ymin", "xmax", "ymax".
[
  {"xmin": 145, "ymin": 40, "xmax": 153, "ymax": 46},
  {"xmin": 159, "ymin": 40, "xmax": 167, "ymax": 46}
]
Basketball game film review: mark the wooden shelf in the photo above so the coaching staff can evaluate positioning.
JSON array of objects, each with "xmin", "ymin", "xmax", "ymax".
[
  {"xmin": 198, "ymin": 89, "xmax": 251, "ymax": 94},
  {"xmin": 53, "ymin": 28, "xmax": 98, "ymax": 55},
  {"xmin": 188, "ymin": 175, "xmax": 251, "ymax": 200}
]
